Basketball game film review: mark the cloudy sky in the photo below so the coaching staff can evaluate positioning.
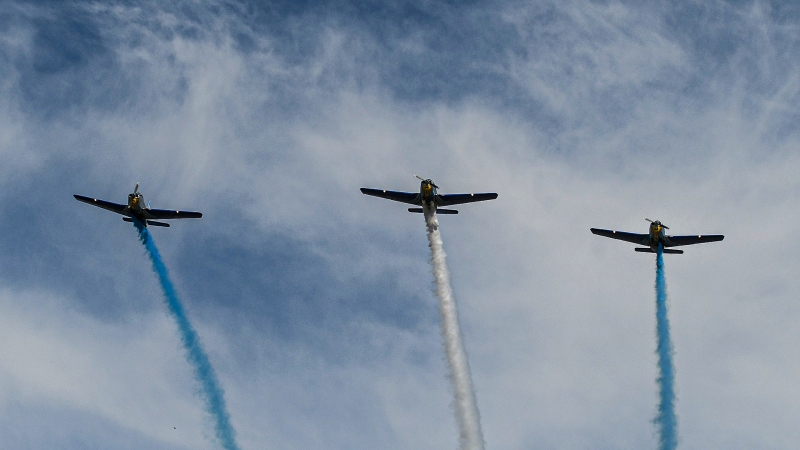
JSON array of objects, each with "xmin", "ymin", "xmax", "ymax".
[{"xmin": 1, "ymin": 0, "xmax": 800, "ymax": 449}]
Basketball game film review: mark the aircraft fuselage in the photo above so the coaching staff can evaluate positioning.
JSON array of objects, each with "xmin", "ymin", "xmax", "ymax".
[
  {"xmin": 647, "ymin": 223, "xmax": 667, "ymax": 250},
  {"xmin": 419, "ymin": 180, "xmax": 438, "ymax": 210},
  {"xmin": 127, "ymin": 192, "xmax": 149, "ymax": 222},
  {"xmin": 123, "ymin": 191, "xmax": 173, "ymax": 227},
  {"xmin": 643, "ymin": 222, "xmax": 685, "ymax": 253}
]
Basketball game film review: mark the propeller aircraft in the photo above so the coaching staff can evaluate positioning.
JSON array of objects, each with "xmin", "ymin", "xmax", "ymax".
[
  {"xmin": 591, "ymin": 218, "xmax": 724, "ymax": 254},
  {"xmin": 361, "ymin": 175, "xmax": 498, "ymax": 214},
  {"xmin": 74, "ymin": 183, "xmax": 202, "ymax": 228}
]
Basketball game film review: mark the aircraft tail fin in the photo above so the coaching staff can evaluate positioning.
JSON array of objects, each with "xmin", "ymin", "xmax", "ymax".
[
  {"xmin": 635, "ymin": 247, "xmax": 683, "ymax": 254},
  {"xmin": 408, "ymin": 208, "xmax": 458, "ymax": 214}
]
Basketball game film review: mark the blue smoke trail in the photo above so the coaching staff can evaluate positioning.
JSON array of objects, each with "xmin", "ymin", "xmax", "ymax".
[
  {"xmin": 654, "ymin": 244, "xmax": 678, "ymax": 450},
  {"xmin": 134, "ymin": 220, "xmax": 240, "ymax": 450}
]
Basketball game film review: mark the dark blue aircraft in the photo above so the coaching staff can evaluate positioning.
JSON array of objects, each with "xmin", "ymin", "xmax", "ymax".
[
  {"xmin": 361, "ymin": 175, "xmax": 498, "ymax": 214},
  {"xmin": 74, "ymin": 183, "xmax": 202, "ymax": 228},
  {"xmin": 591, "ymin": 218, "xmax": 724, "ymax": 254}
]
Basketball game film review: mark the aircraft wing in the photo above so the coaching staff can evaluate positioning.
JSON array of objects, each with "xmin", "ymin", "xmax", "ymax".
[
  {"xmin": 360, "ymin": 188, "xmax": 420, "ymax": 205},
  {"xmin": 590, "ymin": 228, "xmax": 648, "ymax": 245},
  {"xmin": 145, "ymin": 209, "xmax": 203, "ymax": 220},
  {"xmin": 437, "ymin": 193, "xmax": 498, "ymax": 206},
  {"xmin": 74, "ymin": 195, "xmax": 129, "ymax": 216},
  {"xmin": 664, "ymin": 234, "xmax": 724, "ymax": 247}
]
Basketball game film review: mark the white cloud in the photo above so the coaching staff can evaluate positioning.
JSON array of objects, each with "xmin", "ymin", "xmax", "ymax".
[{"xmin": 0, "ymin": 288, "xmax": 210, "ymax": 448}]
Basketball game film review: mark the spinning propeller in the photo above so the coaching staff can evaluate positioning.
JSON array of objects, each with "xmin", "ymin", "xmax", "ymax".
[
  {"xmin": 414, "ymin": 174, "xmax": 438, "ymax": 189},
  {"xmin": 645, "ymin": 218, "xmax": 669, "ymax": 229}
]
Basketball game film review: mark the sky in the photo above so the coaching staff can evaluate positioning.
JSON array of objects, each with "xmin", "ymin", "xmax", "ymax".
[{"xmin": 1, "ymin": 0, "xmax": 800, "ymax": 449}]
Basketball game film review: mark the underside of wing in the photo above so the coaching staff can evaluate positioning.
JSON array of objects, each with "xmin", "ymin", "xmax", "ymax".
[
  {"xmin": 590, "ymin": 228, "xmax": 648, "ymax": 245},
  {"xmin": 73, "ymin": 195, "xmax": 128, "ymax": 216},
  {"xmin": 664, "ymin": 234, "xmax": 724, "ymax": 247},
  {"xmin": 360, "ymin": 188, "xmax": 420, "ymax": 205},
  {"xmin": 145, "ymin": 209, "xmax": 203, "ymax": 220},
  {"xmin": 436, "ymin": 192, "xmax": 498, "ymax": 206}
]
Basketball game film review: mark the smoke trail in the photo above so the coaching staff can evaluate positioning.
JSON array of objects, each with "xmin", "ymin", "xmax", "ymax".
[
  {"xmin": 654, "ymin": 244, "xmax": 678, "ymax": 450},
  {"xmin": 134, "ymin": 220, "xmax": 240, "ymax": 450},
  {"xmin": 423, "ymin": 209, "xmax": 485, "ymax": 450}
]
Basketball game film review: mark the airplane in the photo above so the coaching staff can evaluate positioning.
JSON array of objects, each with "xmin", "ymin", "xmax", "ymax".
[
  {"xmin": 74, "ymin": 183, "xmax": 202, "ymax": 227},
  {"xmin": 590, "ymin": 218, "xmax": 724, "ymax": 254},
  {"xmin": 360, "ymin": 175, "xmax": 498, "ymax": 214}
]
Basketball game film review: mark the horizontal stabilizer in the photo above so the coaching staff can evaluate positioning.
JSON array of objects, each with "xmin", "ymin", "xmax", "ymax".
[
  {"xmin": 635, "ymin": 247, "xmax": 683, "ymax": 254},
  {"xmin": 407, "ymin": 208, "xmax": 458, "ymax": 214},
  {"xmin": 146, "ymin": 220, "xmax": 170, "ymax": 227},
  {"xmin": 122, "ymin": 217, "xmax": 133, "ymax": 222}
]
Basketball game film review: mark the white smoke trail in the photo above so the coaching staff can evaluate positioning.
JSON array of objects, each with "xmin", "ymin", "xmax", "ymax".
[{"xmin": 424, "ymin": 208, "xmax": 485, "ymax": 450}]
